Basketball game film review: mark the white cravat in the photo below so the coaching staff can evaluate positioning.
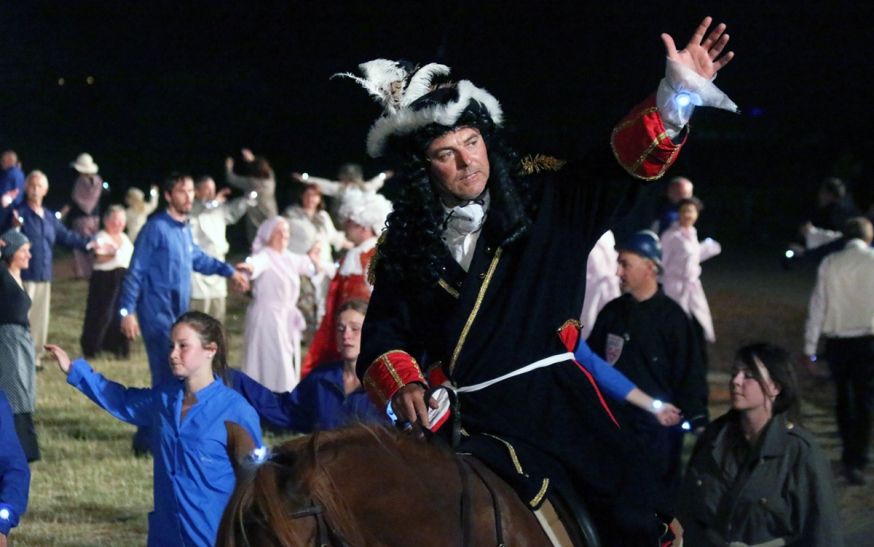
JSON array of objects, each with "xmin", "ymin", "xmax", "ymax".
[{"xmin": 441, "ymin": 191, "xmax": 490, "ymax": 271}]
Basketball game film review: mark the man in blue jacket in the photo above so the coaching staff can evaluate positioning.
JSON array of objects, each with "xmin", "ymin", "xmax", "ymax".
[
  {"xmin": 118, "ymin": 173, "xmax": 249, "ymax": 454},
  {"xmin": 0, "ymin": 391, "xmax": 30, "ymax": 544}
]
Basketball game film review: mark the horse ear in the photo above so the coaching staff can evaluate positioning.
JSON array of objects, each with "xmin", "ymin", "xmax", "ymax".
[{"xmin": 225, "ymin": 421, "xmax": 257, "ymax": 479}]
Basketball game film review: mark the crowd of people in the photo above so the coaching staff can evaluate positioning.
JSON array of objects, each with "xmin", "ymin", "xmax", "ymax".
[{"xmin": 0, "ymin": 16, "xmax": 863, "ymax": 546}]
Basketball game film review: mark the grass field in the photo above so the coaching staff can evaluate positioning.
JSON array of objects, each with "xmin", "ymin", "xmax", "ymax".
[{"xmin": 8, "ymin": 249, "xmax": 874, "ymax": 545}]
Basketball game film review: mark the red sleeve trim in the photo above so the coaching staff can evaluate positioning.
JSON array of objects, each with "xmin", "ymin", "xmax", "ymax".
[
  {"xmin": 362, "ymin": 350, "xmax": 427, "ymax": 407},
  {"xmin": 610, "ymin": 94, "xmax": 687, "ymax": 181}
]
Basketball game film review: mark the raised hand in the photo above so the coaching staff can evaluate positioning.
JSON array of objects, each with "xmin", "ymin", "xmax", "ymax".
[
  {"xmin": 661, "ymin": 16, "xmax": 734, "ymax": 80},
  {"xmin": 44, "ymin": 344, "xmax": 72, "ymax": 375}
]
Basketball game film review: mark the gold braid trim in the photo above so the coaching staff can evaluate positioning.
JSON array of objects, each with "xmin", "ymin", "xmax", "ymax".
[
  {"xmin": 557, "ymin": 318, "xmax": 582, "ymax": 332},
  {"xmin": 449, "ymin": 247, "xmax": 503, "ymax": 374},
  {"xmin": 530, "ymin": 478, "xmax": 550, "ymax": 508},
  {"xmin": 484, "ymin": 433, "xmax": 524, "ymax": 475},
  {"xmin": 519, "ymin": 154, "xmax": 567, "ymax": 176},
  {"xmin": 437, "ymin": 278, "xmax": 460, "ymax": 299}
]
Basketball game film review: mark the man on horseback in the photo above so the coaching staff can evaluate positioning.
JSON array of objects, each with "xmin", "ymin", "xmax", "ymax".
[{"xmin": 346, "ymin": 18, "xmax": 737, "ymax": 545}]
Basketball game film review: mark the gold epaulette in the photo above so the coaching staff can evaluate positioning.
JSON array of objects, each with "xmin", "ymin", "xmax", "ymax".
[
  {"xmin": 366, "ymin": 231, "xmax": 387, "ymax": 286},
  {"xmin": 519, "ymin": 154, "xmax": 567, "ymax": 175}
]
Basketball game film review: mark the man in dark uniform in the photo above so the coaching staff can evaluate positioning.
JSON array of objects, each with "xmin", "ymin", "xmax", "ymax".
[
  {"xmin": 344, "ymin": 18, "xmax": 737, "ymax": 544},
  {"xmin": 587, "ymin": 230, "xmax": 709, "ymax": 511}
]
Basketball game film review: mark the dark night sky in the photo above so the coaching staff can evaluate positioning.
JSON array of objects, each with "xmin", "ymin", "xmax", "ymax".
[{"xmin": 1, "ymin": 1, "xmax": 871, "ymax": 242}]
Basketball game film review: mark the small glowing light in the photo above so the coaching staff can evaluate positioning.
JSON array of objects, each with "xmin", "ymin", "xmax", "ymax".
[
  {"xmin": 676, "ymin": 93, "xmax": 692, "ymax": 108},
  {"xmin": 248, "ymin": 191, "xmax": 258, "ymax": 200},
  {"xmin": 784, "ymin": 250, "xmax": 795, "ymax": 259},
  {"xmin": 57, "ymin": 77, "xmax": 66, "ymax": 87},
  {"xmin": 378, "ymin": 172, "xmax": 387, "ymax": 180},
  {"xmin": 652, "ymin": 399, "xmax": 663, "ymax": 410},
  {"xmin": 150, "ymin": 188, "xmax": 158, "ymax": 196},
  {"xmin": 120, "ymin": 308, "xmax": 129, "ymax": 317},
  {"xmin": 0, "ymin": 508, "xmax": 9, "ymax": 520},
  {"xmin": 301, "ymin": 172, "xmax": 309, "ymax": 181},
  {"xmin": 249, "ymin": 445, "xmax": 269, "ymax": 464},
  {"xmin": 102, "ymin": 181, "xmax": 110, "ymax": 190},
  {"xmin": 245, "ymin": 256, "xmax": 253, "ymax": 264},
  {"xmin": 54, "ymin": 211, "xmax": 62, "ymax": 220},
  {"xmin": 86, "ymin": 76, "xmax": 95, "ymax": 85},
  {"xmin": 96, "ymin": 236, "xmax": 106, "ymax": 246},
  {"xmin": 810, "ymin": 355, "xmax": 817, "ymax": 362},
  {"xmin": 207, "ymin": 200, "xmax": 219, "ymax": 209},
  {"xmin": 681, "ymin": 421, "xmax": 691, "ymax": 431}
]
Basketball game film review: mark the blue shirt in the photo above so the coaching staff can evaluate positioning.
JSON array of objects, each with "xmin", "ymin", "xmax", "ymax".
[
  {"xmin": 231, "ymin": 363, "xmax": 385, "ymax": 433},
  {"xmin": 19, "ymin": 203, "xmax": 90, "ymax": 282},
  {"xmin": 0, "ymin": 392, "xmax": 29, "ymax": 535},
  {"xmin": 68, "ymin": 359, "xmax": 263, "ymax": 547},
  {"xmin": 574, "ymin": 338, "xmax": 635, "ymax": 401},
  {"xmin": 119, "ymin": 211, "xmax": 234, "ymax": 331},
  {"xmin": 0, "ymin": 167, "xmax": 25, "ymax": 208}
]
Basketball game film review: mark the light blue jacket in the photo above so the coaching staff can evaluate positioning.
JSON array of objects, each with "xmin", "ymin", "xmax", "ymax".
[{"xmin": 68, "ymin": 359, "xmax": 262, "ymax": 546}]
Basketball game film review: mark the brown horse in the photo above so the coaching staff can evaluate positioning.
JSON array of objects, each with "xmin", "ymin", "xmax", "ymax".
[{"xmin": 218, "ymin": 422, "xmax": 558, "ymax": 546}]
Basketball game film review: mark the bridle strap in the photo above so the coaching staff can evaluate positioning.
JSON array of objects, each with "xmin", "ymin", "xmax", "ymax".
[
  {"xmin": 287, "ymin": 501, "xmax": 352, "ymax": 547},
  {"xmin": 455, "ymin": 456, "xmax": 473, "ymax": 547},
  {"xmin": 462, "ymin": 456, "xmax": 505, "ymax": 547}
]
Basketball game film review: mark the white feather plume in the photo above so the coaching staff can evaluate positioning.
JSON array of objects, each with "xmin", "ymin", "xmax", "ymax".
[
  {"xmin": 401, "ymin": 63, "xmax": 451, "ymax": 107},
  {"xmin": 332, "ymin": 59, "xmax": 409, "ymax": 113}
]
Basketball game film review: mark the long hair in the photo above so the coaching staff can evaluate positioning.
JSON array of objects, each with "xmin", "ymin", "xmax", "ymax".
[
  {"xmin": 375, "ymin": 111, "xmax": 536, "ymax": 291},
  {"xmin": 172, "ymin": 311, "xmax": 231, "ymax": 384}
]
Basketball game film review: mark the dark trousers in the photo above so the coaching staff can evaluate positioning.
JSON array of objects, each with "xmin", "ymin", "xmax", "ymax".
[
  {"xmin": 13, "ymin": 412, "xmax": 40, "ymax": 462},
  {"xmin": 826, "ymin": 335, "xmax": 874, "ymax": 469},
  {"xmin": 80, "ymin": 268, "xmax": 130, "ymax": 358}
]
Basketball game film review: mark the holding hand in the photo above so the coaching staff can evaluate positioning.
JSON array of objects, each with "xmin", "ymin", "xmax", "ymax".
[
  {"xmin": 653, "ymin": 402, "xmax": 682, "ymax": 427},
  {"xmin": 230, "ymin": 270, "xmax": 250, "ymax": 292},
  {"xmin": 391, "ymin": 383, "xmax": 438, "ymax": 432},
  {"xmin": 44, "ymin": 344, "xmax": 72, "ymax": 375}
]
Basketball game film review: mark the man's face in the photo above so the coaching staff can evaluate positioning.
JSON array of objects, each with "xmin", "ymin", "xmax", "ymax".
[
  {"xmin": 25, "ymin": 174, "xmax": 48, "ymax": 204},
  {"xmin": 426, "ymin": 127, "xmax": 490, "ymax": 202},
  {"xmin": 343, "ymin": 220, "xmax": 371, "ymax": 246},
  {"xmin": 1, "ymin": 152, "xmax": 16, "ymax": 170},
  {"xmin": 165, "ymin": 177, "xmax": 194, "ymax": 216},
  {"xmin": 617, "ymin": 251, "xmax": 656, "ymax": 297},
  {"xmin": 195, "ymin": 178, "xmax": 216, "ymax": 201}
]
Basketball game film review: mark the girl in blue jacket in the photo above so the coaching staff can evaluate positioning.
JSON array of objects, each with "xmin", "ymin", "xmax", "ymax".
[{"xmin": 45, "ymin": 311, "xmax": 263, "ymax": 547}]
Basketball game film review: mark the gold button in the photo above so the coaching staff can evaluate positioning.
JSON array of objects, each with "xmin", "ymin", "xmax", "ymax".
[{"xmin": 478, "ymin": 272, "xmax": 485, "ymax": 280}]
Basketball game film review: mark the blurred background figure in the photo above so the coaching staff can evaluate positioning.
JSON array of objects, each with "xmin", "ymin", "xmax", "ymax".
[
  {"xmin": 80, "ymin": 205, "xmax": 132, "ymax": 359},
  {"xmin": 124, "ymin": 185, "xmax": 159, "ymax": 243},
  {"xmin": 232, "ymin": 299, "xmax": 385, "ymax": 432},
  {"xmin": 580, "ymin": 230, "xmax": 620, "ymax": 339},
  {"xmin": 0, "ymin": 229, "xmax": 40, "ymax": 462},
  {"xmin": 677, "ymin": 343, "xmax": 841, "ymax": 546},
  {"xmin": 0, "ymin": 150, "xmax": 25, "ymax": 210},
  {"xmin": 189, "ymin": 175, "xmax": 249, "ymax": 323},
  {"xmin": 66, "ymin": 153, "xmax": 106, "ymax": 279},
  {"xmin": 225, "ymin": 148, "xmax": 277, "ymax": 243},
  {"xmin": 654, "ymin": 176, "xmax": 694, "ymax": 234},
  {"xmin": 785, "ymin": 177, "xmax": 861, "ymax": 268},
  {"xmin": 292, "ymin": 163, "xmax": 392, "ymax": 218},
  {"xmin": 301, "ymin": 189, "xmax": 391, "ymax": 378},
  {"xmin": 804, "ymin": 217, "xmax": 874, "ymax": 486},
  {"xmin": 284, "ymin": 182, "xmax": 347, "ymax": 338},
  {"xmin": 241, "ymin": 217, "xmax": 321, "ymax": 393},
  {"xmin": 661, "ymin": 197, "xmax": 722, "ymax": 364}
]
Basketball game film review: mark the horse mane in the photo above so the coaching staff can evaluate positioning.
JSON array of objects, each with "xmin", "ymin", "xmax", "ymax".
[{"xmin": 218, "ymin": 423, "xmax": 453, "ymax": 547}]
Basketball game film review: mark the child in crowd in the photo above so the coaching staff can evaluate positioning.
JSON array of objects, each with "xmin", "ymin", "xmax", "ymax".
[{"xmin": 45, "ymin": 311, "xmax": 262, "ymax": 547}]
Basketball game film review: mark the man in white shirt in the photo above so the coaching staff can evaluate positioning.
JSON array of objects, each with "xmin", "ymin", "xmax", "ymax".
[{"xmin": 804, "ymin": 216, "xmax": 874, "ymax": 485}]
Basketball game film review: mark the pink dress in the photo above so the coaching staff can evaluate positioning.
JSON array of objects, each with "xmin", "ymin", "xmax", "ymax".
[
  {"xmin": 580, "ymin": 231, "xmax": 621, "ymax": 339},
  {"xmin": 242, "ymin": 248, "xmax": 315, "ymax": 392},
  {"xmin": 660, "ymin": 225, "xmax": 721, "ymax": 342}
]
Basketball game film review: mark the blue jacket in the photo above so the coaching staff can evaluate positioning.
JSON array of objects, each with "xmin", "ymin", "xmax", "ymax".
[
  {"xmin": 0, "ymin": 392, "xmax": 29, "ymax": 535},
  {"xmin": 68, "ymin": 359, "xmax": 263, "ymax": 547},
  {"xmin": 231, "ymin": 363, "xmax": 385, "ymax": 433},
  {"xmin": 119, "ymin": 211, "xmax": 233, "ymax": 332},
  {"xmin": 20, "ymin": 203, "xmax": 90, "ymax": 282},
  {"xmin": 0, "ymin": 167, "xmax": 25, "ymax": 208}
]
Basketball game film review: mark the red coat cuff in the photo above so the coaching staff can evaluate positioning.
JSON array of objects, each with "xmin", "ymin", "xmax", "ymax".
[
  {"xmin": 611, "ymin": 94, "xmax": 686, "ymax": 181},
  {"xmin": 363, "ymin": 350, "xmax": 427, "ymax": 408}
]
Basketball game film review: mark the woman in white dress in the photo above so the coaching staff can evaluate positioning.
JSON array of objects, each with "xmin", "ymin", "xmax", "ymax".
[
  {"xmin": 661, "ymin": 197, "xmax": 721, "ymax": 347},
  {"xmin": 242, "ymin": 217, "xmax": 321, "ymax": 392}
]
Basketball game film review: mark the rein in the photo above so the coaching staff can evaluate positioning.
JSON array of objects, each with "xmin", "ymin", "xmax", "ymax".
[
  {"xmin": 287, "ymin": 500, "xmax": 350, "ymax": 547},
  {"xmin": 458, "ymin": 455, "xmax": 506, "ymax": 547}
]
